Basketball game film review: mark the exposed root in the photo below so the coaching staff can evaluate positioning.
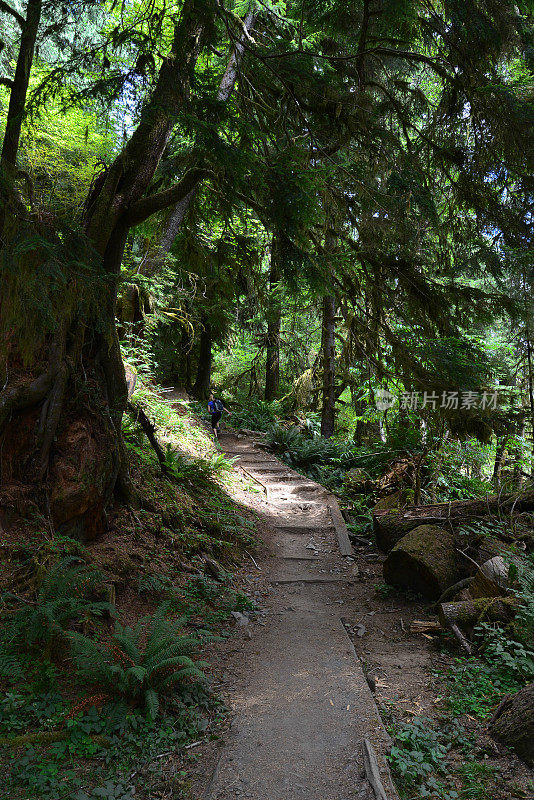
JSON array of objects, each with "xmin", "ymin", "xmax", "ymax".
[
  {"xmin": 36, "ymin": 360, "xmax": 69, "ymax": 480},
  {"xmin": 127, "ymin": 401, "xmax": 170, "ymax": 475}
]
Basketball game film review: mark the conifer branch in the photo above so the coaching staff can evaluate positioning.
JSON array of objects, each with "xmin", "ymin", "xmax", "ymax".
[
  {"xmin": 0, "ymin": 1, "xmax": 24, "ymax": 28},
  {"xmin": 122, "ymin": 167, "xmax": 208, "ymax": 226}
]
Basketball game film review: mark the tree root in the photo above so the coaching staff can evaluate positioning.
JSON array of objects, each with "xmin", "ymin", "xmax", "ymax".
[
  {"xmin": 127, "ymin": 402, "xmax": 170, "ymax": 475},
  {"xmin": 0, "ymin": 369, "xmax": 55, "ymax": 430},
  {"xmin": 0, "ymin": 324, "xmax": 66, "ymax": 437},
  {"xmin": 36, "ymin": 360, "xmax": 69, "ymax": 480}
]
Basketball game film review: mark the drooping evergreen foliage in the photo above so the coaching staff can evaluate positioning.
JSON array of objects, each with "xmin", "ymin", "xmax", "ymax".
[{"xmin": 0, "ymin": 0, "xmax": 532, "ymax": 534}]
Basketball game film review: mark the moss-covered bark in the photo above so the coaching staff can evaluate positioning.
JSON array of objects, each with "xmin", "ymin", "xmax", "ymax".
[
  {"xmin": 383, "ymin": 524, "xmax": 459, "ymax": 600},
  {"xmin": 490, "ymin": 683, "xmax": 534, "ymax": 766}
]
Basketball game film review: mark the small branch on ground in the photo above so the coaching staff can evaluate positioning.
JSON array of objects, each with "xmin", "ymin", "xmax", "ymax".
[{"xmin": 127, "ymin": 402, "xmax": 171, "ymax": 475}]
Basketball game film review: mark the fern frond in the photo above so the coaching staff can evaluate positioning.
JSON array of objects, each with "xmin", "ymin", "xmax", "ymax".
[
  {"xmin": 144, "ymin": 688, "xmax": 159, "ymax": 721},
  {"xmin": 0, "ymin": 645, "xmax": 25, "ymax": 680},
  {"xmin": 126, "ymin": 665, "xmax": 148, "ymax": 687},
  {"xmin": 68, "ymin": 631, "xmax": 113, "ymax": 684},
  {"xmin": 158, "ymin": 666, "xmax": 206, "ymax": 689},
  {"xmin": 112, "ymin": 632, "xmax": 142, "ymax": 664}
]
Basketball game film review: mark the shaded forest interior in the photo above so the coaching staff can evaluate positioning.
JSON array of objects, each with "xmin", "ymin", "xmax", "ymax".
[{"xmin": 1, "ymin": 1, "xmax": 534, "ymax": 799}]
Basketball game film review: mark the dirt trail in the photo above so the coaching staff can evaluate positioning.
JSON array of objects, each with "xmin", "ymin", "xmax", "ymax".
[{"xmin": 199, "ymin": 432, "xmax": 398, "ymax": 800}]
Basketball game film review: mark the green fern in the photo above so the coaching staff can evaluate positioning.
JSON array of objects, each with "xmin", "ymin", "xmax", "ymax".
[
  {"xmin": 68, "ymin": 604, "xmax": 208, "ymax": 720},
  {"xmin": 1, "ymin": 557, "xmax": 114, "ymax": 649},
  {"xmin": 0, "ymin": 644, "xmax": 26, "ymax": 680}
]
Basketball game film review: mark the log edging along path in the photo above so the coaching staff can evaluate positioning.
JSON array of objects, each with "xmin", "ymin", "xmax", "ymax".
[{"xmin": 201, "ymin": 430, "xmax": 399, "ymax": 800}]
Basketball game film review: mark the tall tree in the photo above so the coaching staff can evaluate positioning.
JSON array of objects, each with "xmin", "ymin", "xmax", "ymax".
[
  {"xmin": 320, "ymin": 233, "xmax": 337, "ymax": 437},
  {"xmin": 1, "ymin": 0, "xmax": 219, "ymax": 536},
  {"xmin": 1, "ymin": 0, "xmax": 533, "ymax": 541},
  {"xmin": 264, "ymin": 232, "xmax": 282, "ymax": 401}
]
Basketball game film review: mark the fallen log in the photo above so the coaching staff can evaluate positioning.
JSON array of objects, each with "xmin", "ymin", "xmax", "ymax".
[
  {"xmin": 490, "ymin": 682, "xmax": 534, "ymax": 766},
  {"xmin": 436, "ymin": 577, "xmax": 472, "ymax": 605},
  {"xmin": 373, "ymin": 490, "xmax": 534, "ymax": 552},
  {"xmin": 383, "ymin": 525, "xmax": 459, "ymax": 600},
  {"xmin": 469, "ymin": 556, "xmax": 509, "ymax": 599},
  {"xmin": 438, "ymin": 596, "xmax": 518, "ymax": 629},
  {"xmin": 373, "ymin": 489, "xmax": 409, "ymax": 512}
]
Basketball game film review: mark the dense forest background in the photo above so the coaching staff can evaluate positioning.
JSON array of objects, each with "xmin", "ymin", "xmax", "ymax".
[
  {"xmin": 2, "ymin": 0, "xmax": 534, "ymax": 531},
  {"xmin": 1, "ymin": 1, "xmax": 534, "ymax": 798},
  {"xmin": 1, "ymin": 1, "xmax": 533, "ymax": 532}
]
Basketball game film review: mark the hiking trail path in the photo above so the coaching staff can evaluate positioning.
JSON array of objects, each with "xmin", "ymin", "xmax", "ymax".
[{"xmin": 199, "ymin": 430, "xmax": 398, "ymax": 800}]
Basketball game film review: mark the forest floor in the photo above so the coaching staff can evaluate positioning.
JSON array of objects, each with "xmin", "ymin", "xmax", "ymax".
[
  {"xmin": 2, "ymin": 399, "xmax": 533, "ymax": 800},
  {"xmin": 190, "ymin": 429, "xmax": 395, "ymax": 800},
  {"xmin": 186, "ymin": 424, "xmax": 534, "ymax": 800}
]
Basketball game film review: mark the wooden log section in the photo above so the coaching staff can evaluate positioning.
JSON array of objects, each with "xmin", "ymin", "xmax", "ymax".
[
  {"xmin": 438, "ymin": 596, "xmax": 518, "ymax": 629},
  {"xmin": 490, "ymin": 683, "xmax": 534, "ymax": 767},
  {"xmin": 373, "ymin": 490, "xmax": 534, "ymax": 552},
  {"xmin": 383, "ymin": 525, "xmax": 459, "ymax": 600}
]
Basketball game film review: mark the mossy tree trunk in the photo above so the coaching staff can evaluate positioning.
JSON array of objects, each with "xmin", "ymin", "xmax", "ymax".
[{"xmin": 0, "ymin": 2, "xmax": 213, "ymax": 540}]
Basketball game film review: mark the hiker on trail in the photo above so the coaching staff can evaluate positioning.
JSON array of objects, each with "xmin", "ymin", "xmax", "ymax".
[{"xmin": 208, "ymin": 392, "xmax": 231, "ymax": 438}]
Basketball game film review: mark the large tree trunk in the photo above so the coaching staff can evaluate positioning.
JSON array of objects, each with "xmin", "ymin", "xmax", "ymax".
[
  {"xmin": 0, "ymin": 2, "xmax": 213, "ymax": 540},
  {"xmin": 265, "ymin": 233, "xmax": 281, "ymax": 402},
  {"xmin": 373, "ymin": 490, "xmax": 534, "ymax": 552},
  {"xmin": 490, "ymin": 683, "xmax": 534, "ymax": 766},
  {"xmin": 193, "ymin": 315, "xmax": 212, "ymax": 399}
]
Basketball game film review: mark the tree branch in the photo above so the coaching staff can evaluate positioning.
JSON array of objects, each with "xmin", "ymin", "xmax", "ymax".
[
  {"xmin": 370, "ymin": 47, "xmax": 452, "ymax": 81},
  {"xmin": 0, "ymin": 76, "xmax": 13, "ymax": 88},
  {"xmin": 122, "ymin": 167, "xmax": 208, "ymax": 226},
  {"xmin": 0, "ymin": 0, "xmax": 24, "ymax": 27}
]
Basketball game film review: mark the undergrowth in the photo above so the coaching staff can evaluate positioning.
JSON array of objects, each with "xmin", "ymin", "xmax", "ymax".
[
  {"xmin": 0, "ymin": 377, "xmax": 258, "ymax": 799},
  {"xmin": 386, "ymin": 714, "xmax": 471, "ymax": 800},
  {"xmin": 384, "ymin": 523, "xmax": 534, "ymax": 799}
]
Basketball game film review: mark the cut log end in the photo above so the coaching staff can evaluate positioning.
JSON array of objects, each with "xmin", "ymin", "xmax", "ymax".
[
  {"xmin": 490, "ymin": 682, "xmax": 534, "ymax": 766},
  {"xmin": 383, "ymin": 525, "xmax": 459, "ymax": 600}
]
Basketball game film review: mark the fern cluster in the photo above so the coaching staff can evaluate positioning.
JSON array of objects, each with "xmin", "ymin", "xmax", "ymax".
[
  {"xmin": 68, "ymin": 604, "xmax": 207, "ymax": 720},
  {"xmin": 1, "ymin": 557, "xmax": 113, "ymax": 649},
  {"xmin": 0, "ymin": 645, "xmax": 26, "ymax": 681}
]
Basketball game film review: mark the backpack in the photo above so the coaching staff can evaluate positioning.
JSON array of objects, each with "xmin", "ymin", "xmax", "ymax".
[{"xmin": 214, "ymin": 398, "xmax": 224, "ymax": 412}]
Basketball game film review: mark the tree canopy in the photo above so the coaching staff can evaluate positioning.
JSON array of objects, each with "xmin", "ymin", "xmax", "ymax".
[{"xmin": 0, "ymin": 0, "xmax": 533, "ymax": 535}]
